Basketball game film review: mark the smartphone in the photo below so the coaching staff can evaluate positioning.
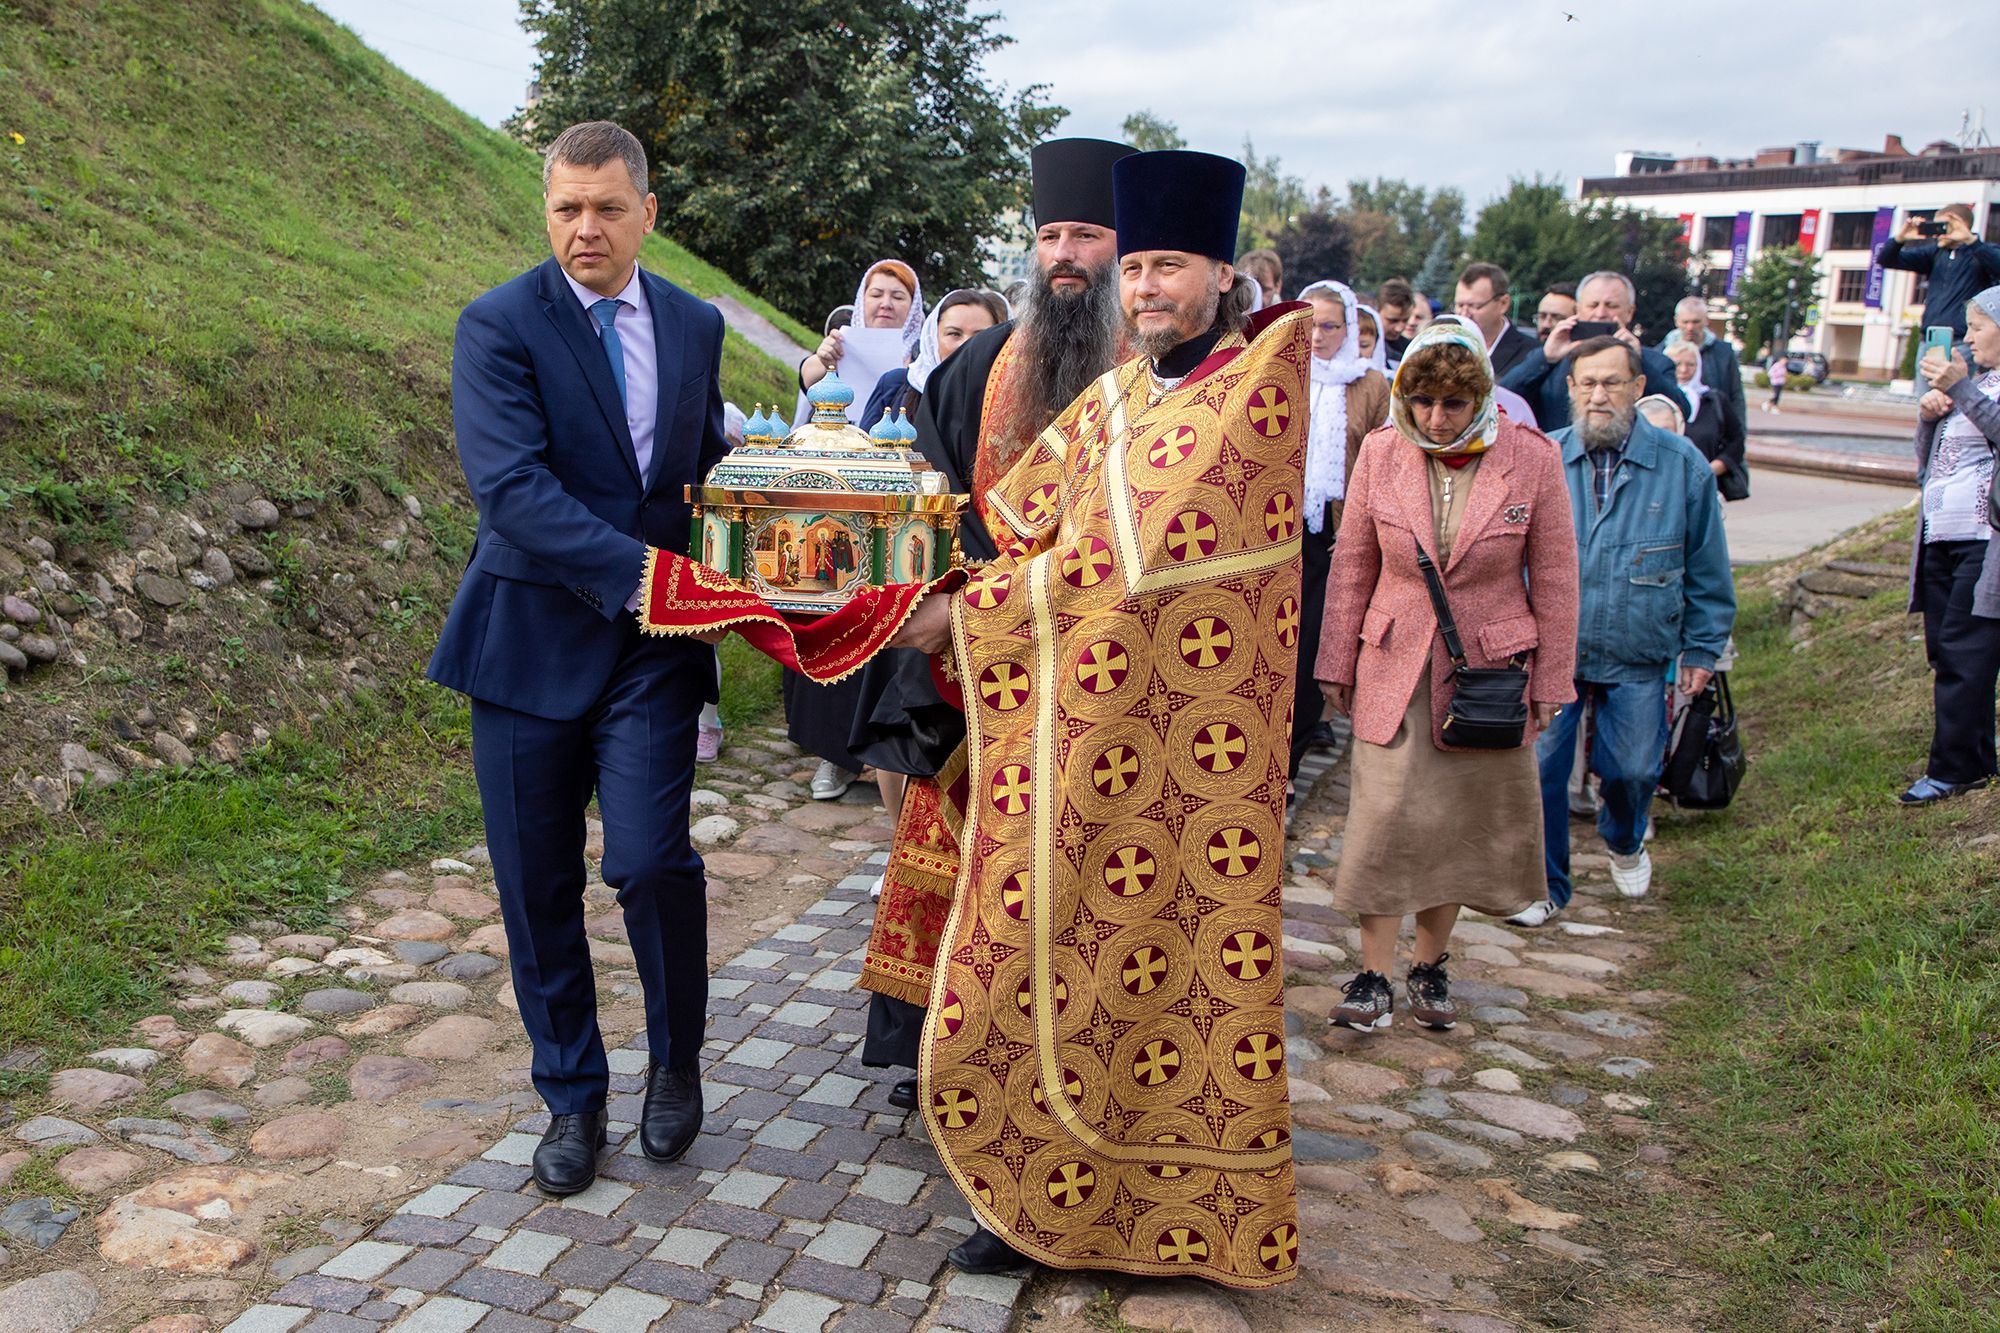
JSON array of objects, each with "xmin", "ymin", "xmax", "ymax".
[
  {"xmin": 1571, "ymin": 320, "xmax": 1619, "ymax": 341},
  {"xmin": 1916, "ymin": 220, "xmax": 1949, "ymax": 238},
  {"xmin": 1921, "ymin": 326, "xmax": 1955, "ymax": 362}
]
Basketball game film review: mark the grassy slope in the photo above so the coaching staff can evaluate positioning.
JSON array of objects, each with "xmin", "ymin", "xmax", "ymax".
[
  {"xmin": 1651, "ymin": 514, "xmax": 1999, "ymax": 1328},
  {"xmin": 0, "ymin": 0, "xmax": 813, "ymax": 521},
  {"xmin": 0, "ymin": 0, "xmax": 798, "ymax": 1067}
]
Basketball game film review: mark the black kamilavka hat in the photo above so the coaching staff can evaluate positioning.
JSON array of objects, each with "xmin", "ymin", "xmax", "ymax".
[
  {"xmin": 1031, "ymin": 138, "xmax": 1138, "ymax": 229},
  {"xmin": 1112, "ymin": 150, "xmax": 1246, "ymax": 261}
]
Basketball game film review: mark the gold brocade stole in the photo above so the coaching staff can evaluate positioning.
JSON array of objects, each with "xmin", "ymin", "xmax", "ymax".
[{"xmin": 858, "ymin": 745, "xmax": 968, "ymax": 1006}]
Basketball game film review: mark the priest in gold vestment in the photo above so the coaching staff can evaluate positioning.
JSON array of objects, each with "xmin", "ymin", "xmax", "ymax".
[{"xmin": 889, "ymin": 150, "xmax": 1304, "ymax": 1289}]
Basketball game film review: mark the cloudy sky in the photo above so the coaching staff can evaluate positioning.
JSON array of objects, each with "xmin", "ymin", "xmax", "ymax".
[{"xmin": 314, "ymin": 0, "xmax": 1993, "ymax": 208}]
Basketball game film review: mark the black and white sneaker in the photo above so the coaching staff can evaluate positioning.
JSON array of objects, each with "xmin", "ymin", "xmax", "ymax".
[
  {"xmin": 1332, "ymin": 970, "xmax": 1394, "ymax": 1032},
  {"xmin": 1405, "ymin": 955, "xmax": 1457, "ymax": 1030}
]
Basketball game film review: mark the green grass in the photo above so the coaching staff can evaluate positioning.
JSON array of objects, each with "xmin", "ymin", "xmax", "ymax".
[
  {"xmin": 0, "ymin": 0, "xmax": 808, "ymax": 532},
  {"xmin": 1650, "ymin": 559, "xmax": 2000, "ymax": 1328}
]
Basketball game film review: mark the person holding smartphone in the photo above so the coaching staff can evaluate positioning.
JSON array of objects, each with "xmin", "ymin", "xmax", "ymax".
[
  {"xmin": 1879, "ymin": 205, "xmax": 2000, "ymax": 340},
  {"xmin": 1500, "ymin": 270, "xmax": 1689, "ymax": 431},
  {"xmin": 1903, "ymin": 286, "xmax": 2000, "ymax": 804}
]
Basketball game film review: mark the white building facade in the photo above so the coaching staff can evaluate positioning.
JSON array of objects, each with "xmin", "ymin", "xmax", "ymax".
[{"xmin": 1583, "ymin": 144, "xmax": 2000, "ymax": 379}]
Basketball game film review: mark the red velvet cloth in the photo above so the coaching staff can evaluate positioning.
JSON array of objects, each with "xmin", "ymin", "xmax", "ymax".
[{"xmin": 637, "ymin": 547, "xmax": 964, "ymax": 684}]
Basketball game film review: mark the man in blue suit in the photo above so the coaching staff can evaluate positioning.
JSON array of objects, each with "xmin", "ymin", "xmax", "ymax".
[{"xmin": 429, "ymin": 121, "xmax": 729, "ymax": 1195}]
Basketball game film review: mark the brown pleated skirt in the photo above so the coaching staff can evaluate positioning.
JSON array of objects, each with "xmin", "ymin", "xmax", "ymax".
[{"xmin": 1334, "ymin": 672, "xmax": 1544, "ymax": 918}]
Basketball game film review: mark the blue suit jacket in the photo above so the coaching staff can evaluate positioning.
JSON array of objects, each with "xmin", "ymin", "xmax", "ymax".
[{"xmin": 428, "ymin": 257, "xmax": 730, "ymax": 720}]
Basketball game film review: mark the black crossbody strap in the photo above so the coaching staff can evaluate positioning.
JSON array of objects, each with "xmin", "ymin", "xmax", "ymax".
[{"xmin": 1414, "ymin": 544, "xmax": 1468, "ymax": 668}]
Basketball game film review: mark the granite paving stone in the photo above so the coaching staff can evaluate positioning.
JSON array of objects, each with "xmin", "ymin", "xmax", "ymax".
[
  {"xmin": 569, "ymin": 1285, "xmax": 670, "ymax": 1332},
  {"xmin": 782, "ymin": 1254, "xmax": 885, "ymax": 1303},
  {"xmin": 270, "ymin": 1276, "xmax": 376, "ymax": 1313},
  {"xmin": 386, "ymin": 1296, "xmax": 490, "ymax": 1333},
  {"xmin": 518, "ymin": 1206, "xmax": 633, "ymax": 1245},
  {"xmin": 445, "ymin": 1265, "xmax": 558, "ymax": 1313},
  {"xmin": 381, "ymin": 1247, "xmax": 476, "ymax": 1292},
  {"xmin": 713, "ymin": 1237, "xmax": 792, "ymax": 1284},
  {"xmin": 756, "ymin": 1291, "xmax": 843, "ymax": 1333},
  {"xmin": 619, "ymin": 1259, "xmax": 723, "ymax": 1302},
  {"xmin": 453, "ymin": 1189, "xmax": 540, "ymax": 1229},
  {"xmin": 373, "ymin": 1216, "xmax": 474, "ymax": 1247},
  {"xmin": 683, "ymin": 1199, "xmax": 783, "ymax": 1240}
]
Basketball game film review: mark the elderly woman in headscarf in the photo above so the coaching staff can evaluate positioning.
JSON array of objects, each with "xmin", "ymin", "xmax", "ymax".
[
  {"xmin": 800, "ymin": 258, "xmax": 925, "ymax": 403},
  {"xmin": 1666, "ymin": 342, "xmax": 1746, "ymax": 498},
  {"xmin": 860, "ymin": 289, "xmax": 1010, "ymax": 428},
  {"xmin": 1289, "ymin": 280, "xmax": 1391, "ymax": 785},
  {"xmin": 1315, "ymin": 322, "xmax": 1580, "ymax": 1033}
]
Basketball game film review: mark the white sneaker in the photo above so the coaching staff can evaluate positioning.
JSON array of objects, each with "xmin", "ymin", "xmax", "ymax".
[
  {"xmin": 1609, "ymin": 848, "xmax": 1653, "ymax": 898},
  {"xmin": 811, "ymin": 760, "xmax": 858, "ymax": 801},
  {"xmin": 1506, "ymin": 899, "xmax": 1561, "ymax": 928},
  {"xmin": 868, "ymin": 874, "xmax": 884, "ymax": 899}
]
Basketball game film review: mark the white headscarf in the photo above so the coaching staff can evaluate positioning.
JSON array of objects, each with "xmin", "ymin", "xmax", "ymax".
[
  {"xmin": 1298, "ymin": 281, "xmax": 1374, "ymax": 533},
  {"xmin": 850, "ymin": 258, "xmax": 926, "ymax": 358},
  {"xmin": 1240, "ymin": 274, "xmax": 1265, "ymax": 314},
  {"xmin": 1354, "ymin": 303, "xmax": 1390, "ymax": 377},
  {"xmin": 905, "ymin": 290, "xmax": 1011, "ymax": 395},
  {"xmin": 1671, "ymin": 345, "xmax": 1708, "ymax": 422}
]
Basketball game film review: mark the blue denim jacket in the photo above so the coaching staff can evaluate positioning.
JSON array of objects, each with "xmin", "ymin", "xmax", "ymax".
[{"xmin": 1550, "ymin": 416, "xmax": 1736, "ymax": 682}]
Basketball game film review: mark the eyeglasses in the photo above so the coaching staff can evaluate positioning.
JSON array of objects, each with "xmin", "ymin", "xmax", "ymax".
[
  {"xmin": 1405, "ymin": 394, "xmax": 1474, "ymax": 413},
  {"xmin": 1454, "ymin": 295, "xmax": 1504, "ymax": 315},
  {"xmin": 1571, "ymin": 377, "xmax": 1635, "ymax": 395}
]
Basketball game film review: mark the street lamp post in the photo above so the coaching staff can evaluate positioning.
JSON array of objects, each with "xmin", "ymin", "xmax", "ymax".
[{"xmin": 1776, "ymin": 276, "xmax": 1799, "ymax": 360}]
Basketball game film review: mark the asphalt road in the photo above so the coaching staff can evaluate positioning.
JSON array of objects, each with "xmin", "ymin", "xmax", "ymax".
[{"xmin": 1724, "ymin": 467, "xmax": 1912, "ymax": 564}]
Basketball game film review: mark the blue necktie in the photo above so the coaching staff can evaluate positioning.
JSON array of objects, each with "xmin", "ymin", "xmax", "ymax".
[{"xmin": 591, "ymin": 298, "xmax": 627, "ymax": 408}]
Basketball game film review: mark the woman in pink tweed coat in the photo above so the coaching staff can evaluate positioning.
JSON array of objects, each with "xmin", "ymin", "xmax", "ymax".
[{"xmin": 1313, "ymin": 323, "xmax": 1580, "ymax": 1034}]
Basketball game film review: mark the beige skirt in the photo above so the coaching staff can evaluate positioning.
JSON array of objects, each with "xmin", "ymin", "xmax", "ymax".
[{"xmin": 1334, "ymin": 672, "xmax": 1544, "ymax": 918}]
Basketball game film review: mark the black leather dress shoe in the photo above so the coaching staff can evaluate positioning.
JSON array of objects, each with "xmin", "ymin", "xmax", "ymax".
[
  {"xmin": 640, "ymin": 1062, "xmax": 703, "ymax": 1162},
  {"xmin": 532, "ymin": 1109, "xmax": 606, "ymax": 1196},
  {"xmin": 886, "ymin": 1078, "xmax": 918, "ymax": 1110},
  {"xmin": 947, "ymin": 1226, "xmax": 1033, "ymax": 1274},
  {"xmin": 1899, "ymin": 775, "xmax": 1990, "ymax": 805}
]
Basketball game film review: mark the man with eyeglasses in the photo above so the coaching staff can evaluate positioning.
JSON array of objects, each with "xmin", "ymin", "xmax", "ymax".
[
  {"xmin": 1500, "ymin": 270, "xmax": 1688, "ymax": 431},
  {"xmin": 1455, "ymin": 262, "xmax": 1536, "ymax": 375},
  {"xmin": 1535, "ymin": 284, "xmax": 1577, "ymax": 343},
  {"xmin": 1509, "ymin": 337, "xmax": 1734, "ymax": 928}
]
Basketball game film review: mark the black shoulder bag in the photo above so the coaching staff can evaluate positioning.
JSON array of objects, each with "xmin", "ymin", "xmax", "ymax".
[
  {"xmin": 1415, "ymin": 544, "xmax": 1530, "ymax": 749},
  {"xmin": 1661, "ymin": 672, "xmax": 1746, "ymax": 809}
]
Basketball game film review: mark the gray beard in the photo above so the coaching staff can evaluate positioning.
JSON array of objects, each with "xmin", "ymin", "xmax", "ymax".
[
  {"xmin": 1016, "ymin": 260, "xmax": 1122, "ymax": 431},
  {"xmin": 1577, "ymin": 403, "xmax": 1637, "ymax": 450},
  {"xmin": 1127, "ymin": 281, "xmax": 1221, "ymax": 363}
]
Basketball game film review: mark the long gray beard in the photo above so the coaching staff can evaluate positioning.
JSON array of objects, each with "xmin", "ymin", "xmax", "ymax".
[
  {"xmin": 1126, "ymin": 279, "xmax": 1222, "ymax": 363},
  {"xmin": 1578, "ymin": 403, "xmax": 1637, "ymax": 451},
  {"xmin": 1016, "ymin": 261, "xmax": 1122, "ymax": 429}
]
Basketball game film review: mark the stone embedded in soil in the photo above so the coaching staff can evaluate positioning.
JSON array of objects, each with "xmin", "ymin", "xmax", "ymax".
[
  {"xmin": 277, "ymin": 1035, "xmax": 352, "ymax": 1074},
  {"xmin": 1477, "ymin": 1178, "xmax": 1583, "ymax": 1230},
  {"xmin": 460, "ymin": 923, "xmax": 510, "ymax": 956},
  {"xmin": 347, "ymin": 1054, "xmax": 437, "ymax": 1102},
  {"xmin": 1538, "ymin": 1151, "xmax": 1602, "ymax": 1174},
  {"xmin": 322, "ymin": 947, "xmax": 394, "ymax": 969},
  {"xmin": 297, "ymin": 989, "xmax": 375, "ymax": 1018},
  {"xmin": 0, "ymin": 1268, "xmax": 98, "ymax": 1333},
  {"xmin": 1445, "ymin": 1119, "xmax": 1526, "ymax": 1149},
  {"xmin": 403, "ymin": 1015, "xmax": 499, "ymax": 1061},
  {"xmin": 88, "ymin": 1048, "xmax": 161, "ymax": 1074},
  {"xmin": 47, "ymin": 1068, "xmax": 145, "ymax": 1113},
  {"xmin": 387, "ymin": 981, "xmax": 469, "ymax": 1010},
  {"xmin": 1505, "ymin": 1029, "xmax": 1604, "ymax": 1061},
  {"xmin": 264, "ymin": 934, "xmax": 340, "ymax": 959},
  {"xmin": 1471, "ymin": 1068, "xmax": 1523, "ymax": 1093},
  {"xmin": 165, "ymin": 1091, "xmax": 250, "ymax": 1125},
  {"xmin": 428, "ymin": 878, "xmax": 497, "ymax": 919},
  {"xmin": 249, "ymin": 1113, "xmax": 348, "ymax": 1160},
  {"xmin": 218, "ymin": 981, "xmax": 282, "ymax": 1006},
  {"xmin": 130, "ymin": 1317, "xmax": 209, "ymax": 1333},
  {"xmin": 391, "ymin": 941, "xmax": 449, "ymax": 965},
  {"xmin": 0, "ymin": 1149, "xmax": 27, "ymax": 1186},
  {"xmin": 216, "ymin": 1009, "xmax": 315, "ymax": 1049},
  {"xmin": 97, "ymin": 1168, "xmax": 288, "ymax": 1274},
  {"xmin": 135, "ymin": 573, "xmax": 191, "ymax": 607},
  {"xmin": 373, "ymin": 909, "xmax": 455, "ymax": 942},
  {"xmin": 1557, "ymin": 1009, "xmax": 1654, "ymax": 1040},
  {"xmin": 261, "ymin": 958, "xmax": 325, "ymax": 980},
  {"xmin": 397, "ymin": 1127, "xmax": 487, "ymax": 1162},
  {"xmin": 1601, "ymin": 1057, "xmax": 1655, "ymax": 1080},
  {"xmin": 252, "ymin": 1077, "xmax": 314, "ymax": 1108},
  {"xmin": 1292, "ymin": 1128, "xmax": 1379, "ymax": 1163},
  {"xmin": 435, "ymin": 952, "xmax": 501, "ymax": 982},
  {"xmin": 1401, "ymin": 1193, "xmax": 1483, "ymax": 1243},
  {"xmin": 1448, "ymin": 1092, "xmax": 1587, "ymax": 1142},
  {"xmin": 338, "ymin": 1005, "xmax": 423, "ymax": 1038},
  {"xmin": 344, "ymin": 962, "xmax": 418, "ymax": 985},
  {"xmin": 1401, "ymin": 1131, "xmax": 1494, "ymax": 1173},
  {"xmin": 1, "ymin": 1198, "xmax": 82, "ymax": 1249},
  {"xmin": 53, "ymin": 1148, "xmax": 146, "ymax": 1194},
  {"xmin": 15, "ymin": 1117, "xmax": 101, "ymax": 1148},
  {"xmin": 1117, "ymin": 1286, "xmax": 1253, "ymax": 1333}
]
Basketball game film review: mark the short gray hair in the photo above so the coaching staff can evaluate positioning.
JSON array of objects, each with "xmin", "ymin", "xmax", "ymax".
[
  {"xmin": 1674, "ymin": 295, "xmax": 1709, "ymax": 319},
  {"xmin": 1577, "ymin": 270, "xmax": 1636, "ymax": 307},
  {"xmin": 543, "ymin": 121, "xmax": 649, "ymax": 197}
]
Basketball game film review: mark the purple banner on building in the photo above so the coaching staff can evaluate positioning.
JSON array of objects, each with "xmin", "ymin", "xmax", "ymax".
[
  {"xmin": 1724, "ymin": 212, "xmax": 1752, "ymax": 297},
  {"xmin": 1863, "ymin": 206, "xmax": 1895, "ymax": 309}
]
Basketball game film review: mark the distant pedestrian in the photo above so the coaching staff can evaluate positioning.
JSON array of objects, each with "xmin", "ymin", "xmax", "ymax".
[
  {"xmin": 1902, "ymin": 286, "xmax": 2000, "ymax": 803},
  {"xmin": 1764, "ymin": 352, "xmax": 1788, "ymax": 412}
]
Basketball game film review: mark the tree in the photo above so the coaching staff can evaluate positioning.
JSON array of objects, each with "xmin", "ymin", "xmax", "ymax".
[
  {"xmin": 1237, "ymin": 136, "xmax": 1308, "ymax": 254},
  {"xmin": 1735, "ymin": 246, "xmax": 1820, "ymax": 358},
  {"xmin": 1272, "ymin": 193, "xmax": 1352, "ymax": 288},
  {"xmin": 1413, "ymin": 231, "xmax": 1454, "ymax": 302},
  {"xmin": 1339, "ymin": 177, "xmax": 1465, "ymax": 290},
  {"xmin": 513, "ymin": 0, "xmax": 1063, "ymax": 324},
  {"xmin": 1121, "ymin": 110, "xmax": 1184, "ymax": 153},
  {"xmin": 1469, "ymin": 177, "xmax": 1692, "ymax": 336}
]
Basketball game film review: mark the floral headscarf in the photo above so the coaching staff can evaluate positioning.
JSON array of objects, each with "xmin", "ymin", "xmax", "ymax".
[{"xmin": 1389, "ymin": 320, "xmax": 1499, "ymax": 457}]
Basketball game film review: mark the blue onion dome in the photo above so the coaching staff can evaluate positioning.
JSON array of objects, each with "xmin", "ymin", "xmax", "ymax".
[
  {"xmin": 870, "ymin": 409, "xmax": 899, "ymax": 447},
  {"xmin": 744, "ymin": 404, "xmax": 769, "ymax": 444},
  {"xmin": 765, "ymin": 405, "xmax": 789, "ymax": 438},
  {"xmin": 806, "ymin": 371, "xmax": 855, "ymax": 427},
  {"xmin": 895, "ymin": 406, "xmax": 918, "ymax": 444}
]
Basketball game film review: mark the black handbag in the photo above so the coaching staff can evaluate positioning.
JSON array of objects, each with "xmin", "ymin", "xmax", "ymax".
[
  {"xmin": 1415, "ymin": 544, "xmax": 1530, "ymax": 749},
  {"xmin": 1717, "ymin": 456, "xmax": 1751, "ymax": 502},
  {"xmin": 1661, "ymin": 672, "xmax": 1746, "ymax": 808}
]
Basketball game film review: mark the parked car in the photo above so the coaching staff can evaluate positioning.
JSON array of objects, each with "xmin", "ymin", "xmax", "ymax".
[{"xmin": 1755, "ymin": 351, "xmax": 1830, "ymax": 381}]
